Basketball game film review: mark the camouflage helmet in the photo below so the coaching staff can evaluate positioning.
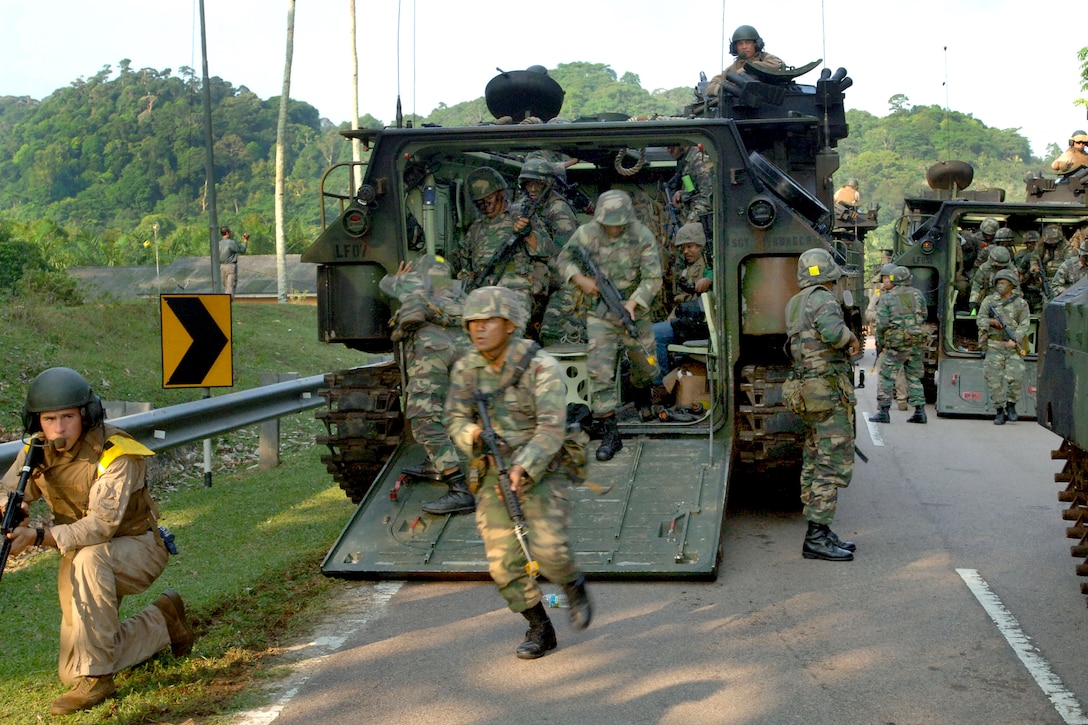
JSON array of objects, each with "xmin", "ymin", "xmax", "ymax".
[
  {"xmin": 988, "ymin": 245, "xmax": 1012, "ymax": 264},
  {"xmin": 673, "ymin": 222, "xmax": 707, "ymax": 247},
  {"xmin": 979, "ymin": 217, "xmax": 999, "ymax": 236},
  {"xmin": 462, "ymin": 285, "xmax": 527, "ymax": 332},
  {"xmin": 891, "ymin": 266, "xmax": 912, "ymax": 285},
  {"xmin": 993, "ymin": 269, "xmax": 1019, "ymax": 287},
  {"xmin": 879, "ymin": 263, "xmax": 897, "ymax": 277},
  {"xmin": 729, "ymin": 25, "xmax": 765, "ymax": 55},
  {"xmin": 22, "ymin": 366, "xmax": 104, "ymax": 433},
  {"xmin": 467, "ymin": 167, "xmax": 508, "ymax": 201},
  {"xmin": 993, "ymin": 227, "xmax": 1015, "ymax": 245},
  {"xmin": 1042, "ymin": 224, "xmax": 1065, "ymax": 246},
  {"xmin": 593, "ymin": 189, "xmax": 635, "ymax": 226},
  {"xmin": 1022, "ymin": 230, "xmax": 1040, "ymax": 246},
  {"xmin": 845, "ymin": 178, "xmax": 859, "ymax": 189},
  {"xmin": 518, "ymin": 158, "xmax": 559, "ymax": 185},
  {"xmin": 796, "ymin": 248, "xmax": 842, "ymax": 288}
]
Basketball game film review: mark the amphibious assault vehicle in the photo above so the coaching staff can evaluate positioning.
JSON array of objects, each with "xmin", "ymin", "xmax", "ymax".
[
  {"xmin": 301, "ymin": 64, "xmax": 864, "ymax": 580},
  {"xmin": 1037, "ymin": 274, "xmax": 1088, "ymax": 605},
  {"xmin": 889, "ymin": 162, "xmax": 1088, "ymax": 418}
]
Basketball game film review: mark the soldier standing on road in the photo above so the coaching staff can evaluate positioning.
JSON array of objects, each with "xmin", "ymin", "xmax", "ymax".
[
  {"xmin": 705, "ymin": 25, "xmax": 786, "ymax": 97},
  {"xmin": 451, "ymin": 167, "xmax": 558, "ymax": 340},
  {"xmin": 1050, "ymin": 241, "xmax": 1088, "ymax": 296},
  {"xmin": 864, "ymin": 264, "xmax": 909, "ymax": 411},
  {"xmin": 1, "ymin": 368, "xmax": 194, "ymax": 716},
  {"xmin": 379, "ymin": 255, "xmax": 474, "ymax": 515},
  {"xmin": 977, "ymin": 270, "xmax": 1030, "ymax": 425},
  {"xmin": 869, "ymin": 266, "xmax": 928, "ymax": 425},
  {"xmin": 784, "ymin": 248, "xmax": 861, "ymax": 562},
  {"xmin": 219, "ymin": 226, "xmax": 248, "ymax": 297},
  {"xmin": 445, "ymin": 286, "xmax": 592, "ymax": 659},
  {"xmin": 557, "ymin": 190, "xmax": 663, "ymax": 461}
]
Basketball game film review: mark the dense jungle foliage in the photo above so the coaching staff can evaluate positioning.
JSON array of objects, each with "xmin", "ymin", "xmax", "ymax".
[{"xmin": 0, "ymin": 59, "xmax": 1068, "ymax": 294}]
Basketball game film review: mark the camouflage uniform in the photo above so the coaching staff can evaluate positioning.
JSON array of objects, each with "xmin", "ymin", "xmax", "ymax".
[
  {"xmin": 671, "ymin": 146, "xmax": 714, "ymax": 226},
  {"xmin": 534, "ymin": 188, "xmax": 586, "ymax": 345},
  {"xmin": 863, "ymin": 284, "xmax": 908, "ymax": 408},
  {"xmin": 969, "ymin": 249, "xmax": 1015, "ymax": 310},
  {"xmin": 706, "ymin": 51, "xmax": 786, "ymax": 96},
  {"xmin": 1016, "ymin": 233, "xmax": 1045, "ymax": 312},
  {"xmin": 873, "ymin": 273, "xmax": 927, "ymax": 409},
  {"xmin": 784, "ymin": 250, "xmax": 857, "ymax": 548},
  {"xmin": 379, "ymin": 256, "xmax": 469, "ymax": 475},
  {"xmin": 653, "ymin": 222, "xmax": 711, "ymax": 384},
  {"xmin": 557, "ymin": 192, "xmax": 663, "ymax": 417},
  {"xmin": 977, "ymin": 275, "xmax": 1030, "ymax": 412},
  {"xmin": 445, "ymin": 286, "xmax": 591, "ymax": 658},
  {"xmin": 451, "ymin": 168, "xmax": 558, "ymax": 339},
  {"xmin": 1050, "ymin": 249, "xmax": 1088, "ymax": 296}
]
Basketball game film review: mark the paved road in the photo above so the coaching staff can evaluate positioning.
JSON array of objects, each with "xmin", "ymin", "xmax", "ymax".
[{"xmin": 234, "ymin": 345, "xmax": 1088, "ymax": 725}]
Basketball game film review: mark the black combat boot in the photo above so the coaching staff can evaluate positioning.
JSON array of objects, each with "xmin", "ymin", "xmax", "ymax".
[
  {"xmin": 400, "ymin": 460, "xmax": 443, "ymax": 481},
  {"xmin": 802, "ymin": 521, "xmax": 854, "ymax": 561},
  {"xmin": 906, "ymin": 405, "xmax": 927, "ymax": 424},
  {"xmin": 868, "ymin": 406, "xmax": 890, "ymax": 423},
  {"xmin": 595, "ymin": 415, "xmax": 623, "ymax": 461},
  {"xmin": 993, "ymin": 405, "xmax": 1006, "ymax": 425},
  {"xmin": 562, "ymin": 575, "xmax": 593, "ymax": 631},
  {"xmin": 1006, "ymin": 402, "xmax": 1018, "ymax": 422},
  {"xmin": 516, "ymin": 603, "xmax": 557, "ymax": 659},
  {"xmin": 825, "ymin": 528, "xmax": 857, "ymax": 552},
  {"xmin": 420, "ymin": 472, "xmax": 475, "ymax": 515}
]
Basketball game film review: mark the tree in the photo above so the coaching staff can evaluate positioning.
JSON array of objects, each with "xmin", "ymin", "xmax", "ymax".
[{"xmin": 274, "ymin": 0, "xmax": 297, "ymax": 303}]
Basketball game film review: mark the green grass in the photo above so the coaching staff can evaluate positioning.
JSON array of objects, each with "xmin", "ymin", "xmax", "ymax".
[{"xmin": 0, "ymin": 297, "xmax": 379, "ymax": 723}]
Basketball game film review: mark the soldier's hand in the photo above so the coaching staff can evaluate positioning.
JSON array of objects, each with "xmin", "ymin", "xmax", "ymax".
[
  {"xmin": 4, "ymin": 524, "xmax": 33, "ymax": 557},
  {"xmin": 509, "ymin": 465, "xmax": 527, "ymax": 493},
  {"xmin": 573, "ymin": 273, "xmax": 598, "ymax": 296},
  {"xmin": 623, "ymin": 299, "xmax": 639, "ymax": 320},
  {"xmin": 694, "ymin": 278, "xmax": 712, "ymax": 294},
  {"xmin": 989, "ymin": 319, "xmax": 1002, "ymax": 329},
  {"xmin": 1004, "ymin": 340, "xmax": 1017, "ymax": 349},
  {"xmin": 845, "ymin": 334, "xmax": 861, "ymax": 358}
]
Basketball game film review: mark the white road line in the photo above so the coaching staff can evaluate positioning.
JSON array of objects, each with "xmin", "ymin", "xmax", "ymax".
[
  {"xmin": 861, "ymin": 411, "xmax": 886, "ymax": 447},
  {"xmin": 957, "ymin": 568, "xmax": 1088, "ymax": 725},
  {"xmin": 231, "ymin": 580, "xmax": 404, "ymax": 725}
]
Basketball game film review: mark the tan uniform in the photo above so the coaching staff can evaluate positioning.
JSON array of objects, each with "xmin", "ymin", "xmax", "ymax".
[
  {"xmin": 705, "ymin": 51, "xmax": 786, "ymax": 96},
  {"xmin": 1052, "ymin": 146, "xmax": 1088, "ymax": 174},
  {"xmin": 1, "ymin": 425, "xmax": 171, "ymax": 685},
  {"xmin": 834, "ymin": 185, "xmax": 860, "ymax": 207}
]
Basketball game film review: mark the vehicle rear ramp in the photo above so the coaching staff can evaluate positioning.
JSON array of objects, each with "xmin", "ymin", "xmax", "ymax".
[{"xmin": 322, "ymin": 433, "xmax": 730, "ymax": 580}]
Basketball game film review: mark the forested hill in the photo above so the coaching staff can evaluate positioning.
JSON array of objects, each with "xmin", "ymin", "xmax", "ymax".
[{"xmin": 0, "ymin": 60, "xmax": 1058, "ymax": 284}]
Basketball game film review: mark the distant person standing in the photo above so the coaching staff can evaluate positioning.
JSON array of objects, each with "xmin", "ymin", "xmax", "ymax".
[
  {"xmin": 977, "ymin": 270, "xmax": 1030, "ymax": 425},
  {"xmin": 219, "ymin": 227, "xmax": 248, "ymax": 296},
  {"xmin": 868, "ymin": 266, "xmax": 928, "ymax": 425}
]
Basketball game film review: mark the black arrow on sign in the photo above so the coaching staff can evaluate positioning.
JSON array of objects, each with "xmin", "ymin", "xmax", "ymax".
[{"xmin": 166, "ymin": 297, "xmax": 229, "ymax": 385}]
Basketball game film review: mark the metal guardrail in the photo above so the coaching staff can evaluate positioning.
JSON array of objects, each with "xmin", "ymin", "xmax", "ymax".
[{"xmin": 0, "ymin": 374, "xmax": 328, "ymax": 471}]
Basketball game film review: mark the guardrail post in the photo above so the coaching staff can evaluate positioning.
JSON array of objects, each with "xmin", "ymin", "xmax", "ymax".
[{"xmin": 259, "ymin": 372, "xmax": 300, "ymax": 470}]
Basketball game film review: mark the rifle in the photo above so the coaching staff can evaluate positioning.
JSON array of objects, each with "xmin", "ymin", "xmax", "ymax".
[
  {"xmin": 986, "ymin": 300, "xmax": 1030, "ymax": 356},
  {"xmin": 1039, "ymin": 267, "xmax": 1053, "ymax": 303},
  {"xmin": 554, "ymin": 176, "xmax": 595, "ymax": 215},
  {"xmin": 567, "ymin": 244, "xmax": 658, "ymax": 368},
  {"xmin": 473, "ymin": 390, "xmax": 539, "ymax": 578},
  {"xmin": 1, "ymin": 437, "xmax": 45, "ymax": 583},
  {"xmin": 468, "ymin": 190, "xmax": 551, "ymax": 292}
]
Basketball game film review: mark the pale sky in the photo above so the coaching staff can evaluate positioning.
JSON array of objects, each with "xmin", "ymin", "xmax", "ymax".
[{"xmin": 1, "ymin": 1, "xmax": 1083, "ymax": 159}]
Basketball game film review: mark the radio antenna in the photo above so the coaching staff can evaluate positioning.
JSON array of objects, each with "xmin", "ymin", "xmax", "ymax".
[{"xmin": 395, "ymin": 0, "xmax": 403, "ymax": 128}]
